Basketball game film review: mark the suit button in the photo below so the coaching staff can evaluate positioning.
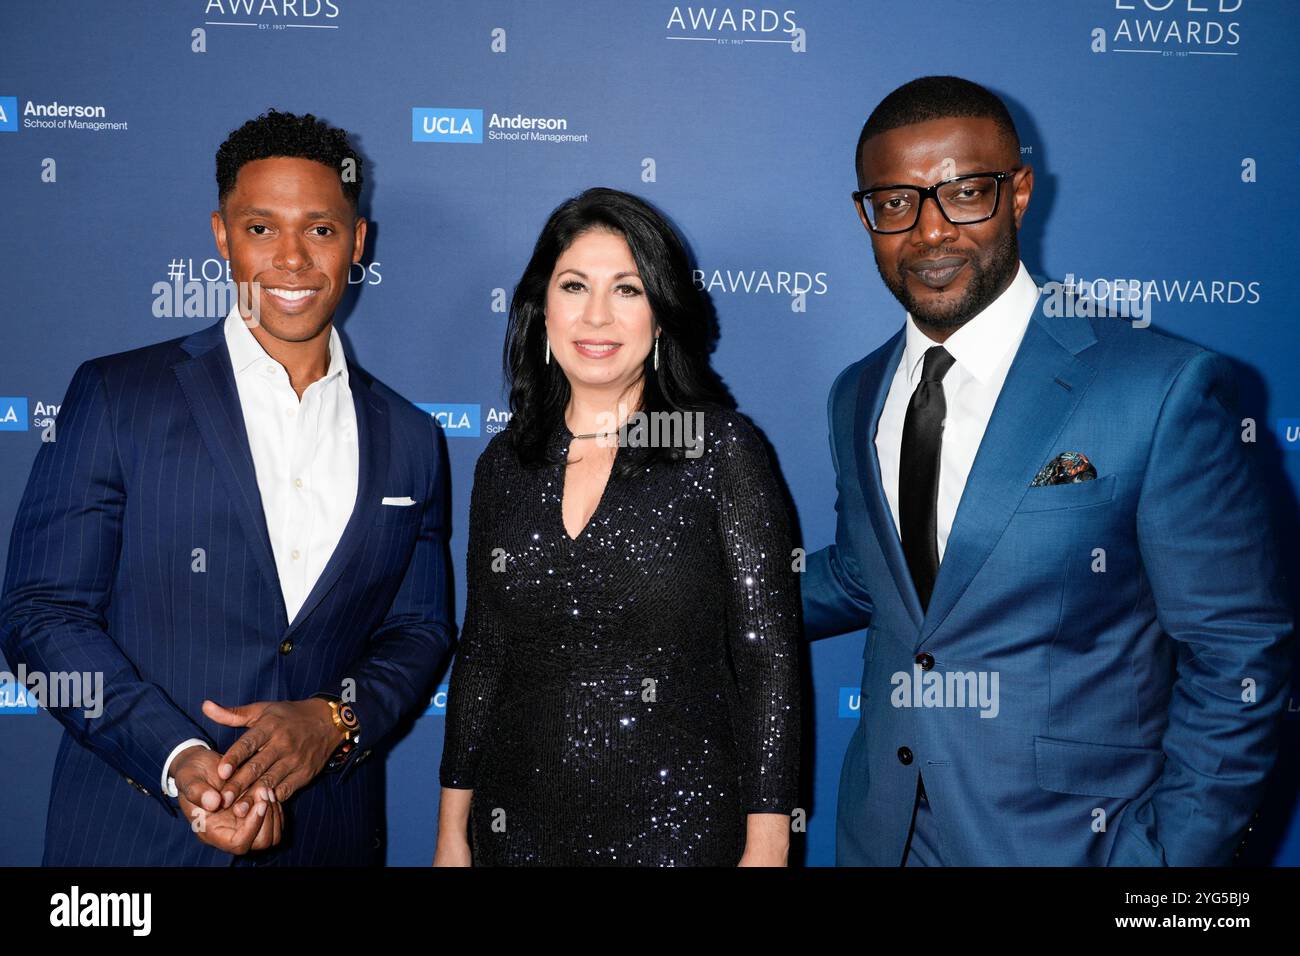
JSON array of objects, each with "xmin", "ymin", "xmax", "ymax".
[
  {"xmin": 279, "ymin": 640, "xmax": 294, "ymax": 655},
  {"xmin": 897, "ymin": 746, "xmax": 913, "ymax": 765},
  {"xmin": 915, "ymin": 653, "xmax": 934, "ymax": 671}
]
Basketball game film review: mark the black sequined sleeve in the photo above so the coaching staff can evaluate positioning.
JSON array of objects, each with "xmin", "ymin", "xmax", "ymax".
[
  {"xmin": 711, "ymin": 413, "xmax": 802, "ymax": 814},
  {"xmin": 438, "ymin": 441, "xmax": 509, "ymax": 790}
]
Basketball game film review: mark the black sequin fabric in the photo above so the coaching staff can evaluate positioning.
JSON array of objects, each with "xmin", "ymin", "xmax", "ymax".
[{"xmin": 439, "ymin": 410, "xmax": 801, "ymax": 865}]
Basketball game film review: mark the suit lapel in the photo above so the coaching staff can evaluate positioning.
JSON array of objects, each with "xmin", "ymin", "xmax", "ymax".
[
  {"xmin": 173, "ymin": 319, "xmax": 289, "ymax": 630},
  {"xmin": 173, "ymin": 320, "xmax": 391, "ymax": 637},
  {"xmin": 917, "ymin": 301, "xmax": 1098, "ymax": 648},
  {"xmin": 284, "ymin": 365, "xmax": 388, "ymax": 634},
  {"xmin": 853, "ymin": 328, "xmax": 925, "ymax": 630}
]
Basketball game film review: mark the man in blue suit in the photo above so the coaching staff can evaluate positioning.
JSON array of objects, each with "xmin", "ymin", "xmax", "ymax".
[
  {"xmin": 803, "ymin": 76, "xmax": 1292, "ymax": 866},
  {"xmin": 0, "ymin": 110, "xmax": 453, "ymax": 865}
]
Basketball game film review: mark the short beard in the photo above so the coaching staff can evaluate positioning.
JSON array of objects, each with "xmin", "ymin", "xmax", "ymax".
[{"xmin": 875, "ymin": 223, "xmax": 1020, "ymax": 334}]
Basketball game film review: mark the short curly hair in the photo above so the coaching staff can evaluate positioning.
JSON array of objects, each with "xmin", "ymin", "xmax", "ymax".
[{"xmin": 215, "ymin": 109, "xmax": 362, "ymax": 211}]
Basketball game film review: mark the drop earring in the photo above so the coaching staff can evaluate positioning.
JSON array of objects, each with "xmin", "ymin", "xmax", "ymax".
[
  {"xmin": 545, "ymin": 335, "xmax": 550, "ymax": 365},
  {"xmin": 653, "ymin": 335, "xmax": 659, "ymax": 371}
]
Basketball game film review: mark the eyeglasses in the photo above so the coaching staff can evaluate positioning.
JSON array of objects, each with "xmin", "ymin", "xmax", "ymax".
[{"xmin": 851, "ymin": 169, "xmax": 1020, "ymax": 234}]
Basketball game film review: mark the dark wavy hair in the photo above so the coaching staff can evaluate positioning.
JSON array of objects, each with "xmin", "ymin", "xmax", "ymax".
[
  {"xmin": 504, "ymin": 187, "xmax": 733, "ymax": 476},
  {"xmin": 216, "ymin": 108, "xmax": 362, "ymax": 211}
]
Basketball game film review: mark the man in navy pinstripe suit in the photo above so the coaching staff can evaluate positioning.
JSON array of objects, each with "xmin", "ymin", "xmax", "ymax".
[{"xmin": 0, "ymin": 110, "xmax": 454, "ymax": 865}]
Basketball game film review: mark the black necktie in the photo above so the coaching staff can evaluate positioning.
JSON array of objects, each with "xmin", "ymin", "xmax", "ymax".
[{"xmin": 899, "ymin": 345, "xmax": 955, "ymax": 612}]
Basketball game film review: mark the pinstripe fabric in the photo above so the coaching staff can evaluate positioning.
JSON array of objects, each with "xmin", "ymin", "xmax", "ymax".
[{"xmin": 0, "ymin": 318, "xmax": 454, "ymax": 866}]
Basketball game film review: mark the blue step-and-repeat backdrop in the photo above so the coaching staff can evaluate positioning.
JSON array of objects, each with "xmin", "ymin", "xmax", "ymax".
[{"xmin": 1, "ymin": 1, "xmax": 1297, "ymax": 865}]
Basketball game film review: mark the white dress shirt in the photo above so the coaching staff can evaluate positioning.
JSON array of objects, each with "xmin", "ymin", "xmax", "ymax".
[
  {"xmin": 875, "ymin": 260, "xmax": 1040, "ymax": 565},
  {"xmin": 162, "ymin": 304, "xmax": 359, "ymax": 798}
]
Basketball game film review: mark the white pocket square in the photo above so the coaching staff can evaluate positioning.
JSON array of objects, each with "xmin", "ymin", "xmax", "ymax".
[{"xmin": 381, "ymin": 496, "xmax": 417, "ymax": 507}]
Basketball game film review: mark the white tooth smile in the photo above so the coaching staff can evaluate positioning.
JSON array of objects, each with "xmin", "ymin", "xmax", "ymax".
[
  {"xmin": 265, "ymin": 288, "xmax": 318, "ymax": 301},
  {"xmin": 577, "ymin": 343, "xmax": 618, "ymax": 352}
]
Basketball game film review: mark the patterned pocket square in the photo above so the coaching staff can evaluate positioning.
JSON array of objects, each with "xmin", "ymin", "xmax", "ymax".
[{"xmin": 1030, "ymin": 451, "xmax": 1097, "ymax": 487}]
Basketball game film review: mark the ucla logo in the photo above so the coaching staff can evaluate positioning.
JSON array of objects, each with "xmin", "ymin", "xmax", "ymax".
[
  {"xmin": 838, "ymin": 686, "xmax": 861, "ymax": 719},
  {"xmin": 0, "ymin": 679, "xmax": 38, "ymax": 714},
  {"xmin": 423, "ymin": 683, "xmax": 449, "ymax": 716},
  {"xmin": 0, "ymin": 397, "xmax": 28, "ymax": 430},
  {"xmin": 411, "ymin": 108, "xmax": 483, "ymax": 144},
  {"xmin": 417, "ymin": 403, "xmax": 481, "ymax": 438},
  {"xmin": 1278, "ymin": 419, "xmax": 1300, "ymax": 451},
  {"xmin": 0, "ymin": 97, "xmax": 16, "ymax": 133}
]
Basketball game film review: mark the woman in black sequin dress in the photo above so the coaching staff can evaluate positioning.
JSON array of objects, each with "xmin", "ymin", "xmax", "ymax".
[{"xmin": 434, "ymin": 188, "xmax": 801, "ymax": 867}]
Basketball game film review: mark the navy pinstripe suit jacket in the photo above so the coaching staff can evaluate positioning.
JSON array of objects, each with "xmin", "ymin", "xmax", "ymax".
[{"xmin": 0, "ymin": 317, "xmax": 454, "ymax": 866}]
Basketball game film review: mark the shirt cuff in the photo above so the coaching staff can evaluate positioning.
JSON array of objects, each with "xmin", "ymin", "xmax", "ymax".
[{"xmin": 162, "ymin": 738, "xmax": 212, "ymax": 798}]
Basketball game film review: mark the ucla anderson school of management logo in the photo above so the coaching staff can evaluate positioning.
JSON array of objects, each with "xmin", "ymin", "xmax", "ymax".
[{"xmin": 411, "ymin": 108, "xmax": 587, "ymax": 145}]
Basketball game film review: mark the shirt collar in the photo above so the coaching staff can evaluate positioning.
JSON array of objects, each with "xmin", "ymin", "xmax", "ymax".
[
  {"xmin": 902, "ymin": 260, "xmax": 1040, "ymax": 387},
  {"xmin": 222, "ymin": 304, "xmax": 348, "ymax": 387}
]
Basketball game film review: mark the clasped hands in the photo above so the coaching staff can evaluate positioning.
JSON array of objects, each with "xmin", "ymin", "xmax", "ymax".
[{"xmin": 169, "ymin": 697, "xmax": 342, "ymax": 856}]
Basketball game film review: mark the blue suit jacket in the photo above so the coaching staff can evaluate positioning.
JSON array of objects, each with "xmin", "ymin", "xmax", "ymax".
[
  {"xmin": 0, "ymin": 318, "xmax": 453, "ymax": 866},
  {"xmin": 803, "ymin": 296, "xmax": 1292, "ymax": 866}
]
